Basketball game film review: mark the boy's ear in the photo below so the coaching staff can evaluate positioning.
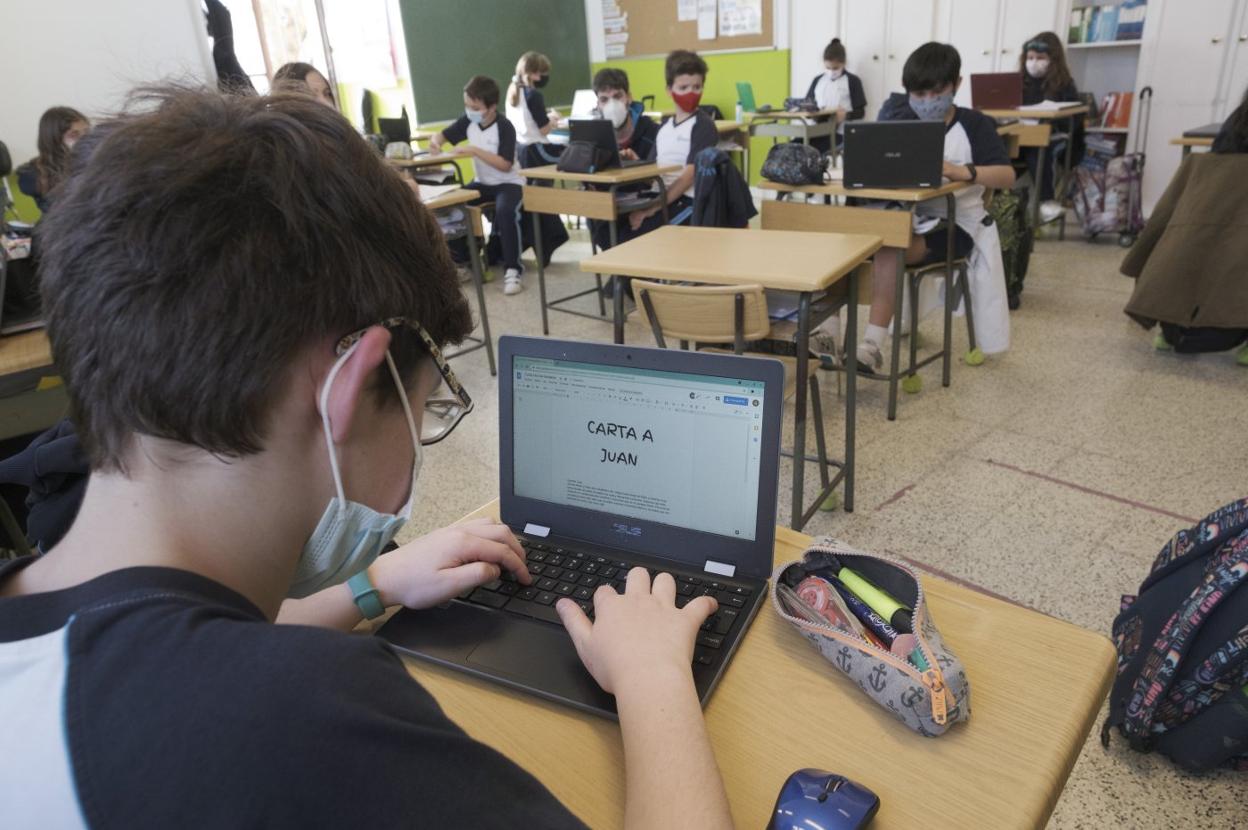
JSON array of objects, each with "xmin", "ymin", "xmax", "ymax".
[{"xmin": 321, "ymin": 326, "xmax": 392, "ymax": 444}]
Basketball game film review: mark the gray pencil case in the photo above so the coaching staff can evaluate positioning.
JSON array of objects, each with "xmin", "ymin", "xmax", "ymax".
[{"xmin": 770, "ymin": 538, "xmax": 971, "ymax": 737}]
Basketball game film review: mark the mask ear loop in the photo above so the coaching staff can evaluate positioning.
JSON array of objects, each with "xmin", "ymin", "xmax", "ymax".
[
  {"xmin": 319, "ymin": 341, "xmax": 361, "ymax": 511},
  {"xmin": 384, "ymin": 350, "xmax": 422, "ymax": 451}
]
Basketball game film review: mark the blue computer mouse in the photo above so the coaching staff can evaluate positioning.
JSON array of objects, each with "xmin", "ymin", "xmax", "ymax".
[{"xmin": 768, "ymin": 768, "xmax": 880, "ymax": 830}]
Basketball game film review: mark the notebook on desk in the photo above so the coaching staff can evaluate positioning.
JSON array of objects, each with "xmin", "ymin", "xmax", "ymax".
[{"xmin": 380, "ymin": 336, "xmax": 784, "ymax": 718}]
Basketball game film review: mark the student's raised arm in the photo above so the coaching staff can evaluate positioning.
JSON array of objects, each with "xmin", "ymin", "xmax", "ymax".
[{"xmin": 557, "ymin": 570, "xmax": 735, "ymax": 830}]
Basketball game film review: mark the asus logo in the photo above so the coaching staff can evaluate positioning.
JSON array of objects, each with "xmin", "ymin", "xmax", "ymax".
[
  {"xmin": 884, "ymin": 151, "xmax": 902, "ymax": 158},
  {"xmin": 612, "ymin": 523, "xmax": 643, "ymax": 537}
]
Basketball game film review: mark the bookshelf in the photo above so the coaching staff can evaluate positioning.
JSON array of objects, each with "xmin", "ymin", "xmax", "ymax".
[{"xmin": 1066, "ymin": 0, "xmax": 1151, "ymax": 152}]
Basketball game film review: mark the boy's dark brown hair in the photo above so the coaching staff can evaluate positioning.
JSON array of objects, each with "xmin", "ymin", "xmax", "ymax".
[
  {"xmin": 593, "ymin": 68, "xmax": 630, "ymax": 95},
  {"xmin": 464, "ymin": 75, "xmax": 500, "ymax": 109},
  {"xmin": 823, "ymin": 38, "xmax": 846, "ymax": 64},
  {"xmin": 664, "ymin": 50, "xmax": 708, "ymax": 87},
  {"xmin": 37, "ymin": 87, "xmax": 471, "ymax": 473}
]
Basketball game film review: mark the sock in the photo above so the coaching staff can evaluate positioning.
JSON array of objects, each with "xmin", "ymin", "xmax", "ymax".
[{"xmin": 863, "ymin": 323, "xmax": 888, "ymax": 347}]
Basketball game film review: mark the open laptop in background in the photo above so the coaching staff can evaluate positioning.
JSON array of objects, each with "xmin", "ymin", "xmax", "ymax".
[
  {"xmin": 843, "ymin": 121, "xmax": 945, "ymax": 189},
  {"xmin": 971, "ymin": 72, "xmax": 1024, "ymax": 110},
  {"xmin": 380, "ymin": 336, "xmax": 785, "ymax": 718},
  {"xmin": 1183, "ymin": 123, "xmax": 1223, "ymax": 139},
  {"xmin": 570, "ymin": 89, "xmax": 598, "ymax": 119},
  {"xmin": 567, "ymin": 119, "xmax": 648, "ymax": 169},
  {"xmin": 735, "ymin": 81, "xmax": 775, "ymax": 114}
]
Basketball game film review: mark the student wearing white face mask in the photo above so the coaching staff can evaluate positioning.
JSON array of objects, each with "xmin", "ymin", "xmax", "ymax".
[
  {"xmin": 1019, "ymin": 32, "xmax": 1084, "ymax": 223},
  {"xmin": 801, "ymin": 38, "xmax": 867, "ymax": 154},
  {"xmin": 586, "ymin": 67, "xmax": 661, "ymax": 253}
]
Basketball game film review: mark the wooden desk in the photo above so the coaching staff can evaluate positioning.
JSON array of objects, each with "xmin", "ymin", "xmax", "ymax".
[
  {"xmin": 521, "ymin": 163, "xmax": 681, "ymax": 342},
  {"xmin": 397, "ymin": 499, "xmax": 1117, "ymax": 830},
  {"xmin": 0, "ymin": 330, "xmax": 66, "ymax": 441},
  {"xmin": 748, "ymin": 109, "xmax": 841, "ymax": 162},
  {"xmin": 1171, "ymin": 135, "xmax": 1215, "ymax": 157},
  {"xmin": 983, "ymin": 107, "xmax": 1086, "ymax": 235},
  {"xmin": 715, "ymin": 120, "xmax": 750, "ymax": 177},
  {"xmin": 387, "ymin": 152, "xmax": 465, "ymax": 185},
  {"xmin": 581, "ymin": 226, "xmax": 882, "ymax": 526},
  {"xmin": 758, "ymin": 181, "xmax": 970, "ymax": 421},
  {"xmin": 419, "ymin": 188, "xmax": 495, "ymax": 375}
]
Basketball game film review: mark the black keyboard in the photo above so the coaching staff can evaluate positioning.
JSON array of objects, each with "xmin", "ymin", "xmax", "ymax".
[{"xmin": 459, "ymin": 540, "xmax": 754, "ymax": 666}]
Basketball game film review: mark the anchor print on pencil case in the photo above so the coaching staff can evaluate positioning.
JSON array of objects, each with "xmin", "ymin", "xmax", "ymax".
[
  {"xmin": 868, "ymin": 663, "xmax": 889, "ymax": 693},
  {"xmin": 835, "ymin": 645, "xmax": 854, "ymax": 673}
]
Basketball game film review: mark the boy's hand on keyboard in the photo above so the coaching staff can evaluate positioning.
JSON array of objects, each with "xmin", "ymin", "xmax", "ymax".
[
  {"xmin": 372, "ymin": 518, "xmax": 530, "ymax": 610},
  {"xmin": 555, "ymin": 568, "xmax": 717, "ymax": 695}
]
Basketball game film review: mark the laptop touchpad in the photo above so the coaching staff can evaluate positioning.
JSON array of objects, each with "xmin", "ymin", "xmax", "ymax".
[{"xmin": 466, "ymin": 621, "xmax": 612, "ymax": 708}]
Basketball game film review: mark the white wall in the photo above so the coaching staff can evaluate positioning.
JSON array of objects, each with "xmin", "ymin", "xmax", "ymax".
[{"xmin": 0, "ymin": 0, "xmax": 215, "ymax": 162}]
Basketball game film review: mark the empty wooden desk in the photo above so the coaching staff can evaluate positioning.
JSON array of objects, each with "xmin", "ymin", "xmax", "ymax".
[
  {"xmin": 759, "ymin": 180, "xmax": 969, "ymax": 421},
  {"xmin": 420, "ymin": 187, "xmax": 495, "ymax": 375},
  {"xmin": 521, "ymin": 163, "xmax": 679, "ymax": 342},
  {"xmin": 581, "ymin": 226, "xmax": 881, "ymax": 526},
  {"xmin": 0, "ymin": 330, "xmax": 66, "ymax": 441},
  {"xmin": 1171, "ymin": 136, "xmax": 1215, "ymax": 157},
  {"xmin": 715, "ymin": 120, "xmax": 750, "ymax": 177},
  {"xmin": 394, "ymin": 499, "xmax": 1117, "ymax": 830}
]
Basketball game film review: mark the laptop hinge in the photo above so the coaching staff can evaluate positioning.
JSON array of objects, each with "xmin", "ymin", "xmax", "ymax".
[
  {"xmin": 523, "ymin": 523, "xmax": 551, "ymax": 538},
  {"xmin": 704, "ymin": 560, "xmax": 736, "ymax": 578}
]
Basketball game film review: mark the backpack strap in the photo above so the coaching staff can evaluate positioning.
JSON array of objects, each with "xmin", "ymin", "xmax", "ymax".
[{"xmin": 1122, "ymin": 532, "xmax": 1248, "ymax": 750}]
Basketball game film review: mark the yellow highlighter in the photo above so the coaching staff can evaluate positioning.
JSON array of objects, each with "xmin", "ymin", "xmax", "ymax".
[{"xmin": 835, "ymin": 566, "xmax": 913, "ymax": 634}]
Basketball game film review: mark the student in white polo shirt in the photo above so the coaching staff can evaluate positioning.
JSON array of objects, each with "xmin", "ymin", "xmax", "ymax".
[
  {"xmin": 622, "ymin": 50, "xmax": 718, "ymax": 240},
  {"xmin": 431, "ymin": 75, "xmax": 527, "ymax": 296}
]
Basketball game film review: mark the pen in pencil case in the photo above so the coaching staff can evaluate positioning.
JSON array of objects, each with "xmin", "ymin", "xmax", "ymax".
[{"xmin": 831, "ymin": 579, "xmax": 900, "ymax": 646}]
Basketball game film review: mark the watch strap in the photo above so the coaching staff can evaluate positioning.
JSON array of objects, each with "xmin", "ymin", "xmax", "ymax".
[
  {"xmin": 965, "ymin": 163, "xmax": 977, "ymax": 183},
  {"xmin": 348, "ymin": 570, "xmax": 386, "ymax": 620}
]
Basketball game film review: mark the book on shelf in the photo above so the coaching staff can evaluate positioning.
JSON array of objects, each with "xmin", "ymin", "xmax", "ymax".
[
  {"xmin": 1098, "ymin": 91, "xmax": 1134, "ymax": 129},
  {"xmin": 1069, "ymin": 1, "xmax": 1146, "ymax": 44}
]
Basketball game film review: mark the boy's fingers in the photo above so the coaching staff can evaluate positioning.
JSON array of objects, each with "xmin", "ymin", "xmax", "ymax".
[{"xmin": 556, "ymin": 599, "xmax": 594, "ymax": 658}]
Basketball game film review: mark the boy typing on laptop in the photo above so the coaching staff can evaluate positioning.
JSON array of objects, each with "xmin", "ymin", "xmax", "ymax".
[
  {"xmin": 817, "ymin": 42, "xmax": 1014, "ymax": 370},
  {"xmin": 0, "ymin": 88, "xmax": 732, "ymax": 830}
]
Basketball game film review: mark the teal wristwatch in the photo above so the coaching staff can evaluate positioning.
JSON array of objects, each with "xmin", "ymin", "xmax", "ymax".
[{"xmin": 347, "ymin": 570, "xmax": 386, "ymax": 620}]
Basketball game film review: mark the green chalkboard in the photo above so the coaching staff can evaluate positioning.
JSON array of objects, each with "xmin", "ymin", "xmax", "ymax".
[{"xmin": 399, "ymin": 0, "xmax": 590, "ymax": 124}]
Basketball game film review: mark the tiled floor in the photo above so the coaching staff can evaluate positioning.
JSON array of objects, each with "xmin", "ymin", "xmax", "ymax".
[{"xmin": 399, "ymin": 224, "xmax": 1246, "ymax": 829}]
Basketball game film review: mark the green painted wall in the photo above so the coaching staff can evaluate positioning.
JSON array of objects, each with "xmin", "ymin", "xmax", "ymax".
[{"xmin": 592, "ymin": 49, "xmax": 790, "ymax": 184}]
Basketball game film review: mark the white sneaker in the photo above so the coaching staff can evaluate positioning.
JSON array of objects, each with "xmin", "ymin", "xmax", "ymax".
[
  {"xmin": 1039, "ymin": 200, "xmax": 1065, "ymax": 223},
  {"xmin": 503, "ymin": 268, "xmax": 523, "ymax": 295},
  {"xmin": 812, "ymin": 317, "xmax": 842, "ymax": 368},
  {"xmin": 856, "ymin": 339, "xmax": 884, "ymax": 375}
]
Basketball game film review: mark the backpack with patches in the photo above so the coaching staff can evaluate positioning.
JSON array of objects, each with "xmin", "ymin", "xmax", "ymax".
[{"xmin": 1101, "ymin": 499, "xmax": 1248, "ymax": 771}]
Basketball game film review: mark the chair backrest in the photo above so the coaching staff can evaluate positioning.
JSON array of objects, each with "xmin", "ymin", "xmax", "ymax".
[
  {"xmin": 0, "ymin": 141, "xmax": 11, "ymax": 178},
  {"xmin": 633, "ymin": 280, "xmax": 770, "ymax": 353}
]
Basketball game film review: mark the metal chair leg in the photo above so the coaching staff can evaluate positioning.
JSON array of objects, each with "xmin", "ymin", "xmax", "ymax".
[
  {"xmin": 809, "ymin": 375, "xmax": 831, "ymax": 491},
  {"xmin": 961, "ymin": 265, "xmax": 978, "ymax": 354}
]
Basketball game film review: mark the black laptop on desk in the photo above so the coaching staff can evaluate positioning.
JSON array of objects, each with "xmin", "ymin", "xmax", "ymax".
[
  {"xmin": 568, "ymin": 119, "xmax": 649, "ymax": 169},
  {"xmin": 380, "ymin": 336, "xmax": 785, "ymax": 718},
  {"xmin": 843, "ymin": 121, "xmax": 945, "ymax": 189}
]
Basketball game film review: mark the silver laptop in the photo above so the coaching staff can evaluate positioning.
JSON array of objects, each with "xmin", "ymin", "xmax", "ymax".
[{"xmin": 380, "ymin": 336, "xmax": 784, "ymax": 718}]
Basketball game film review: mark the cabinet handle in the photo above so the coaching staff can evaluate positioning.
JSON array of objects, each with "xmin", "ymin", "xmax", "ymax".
[
  {"xmin": 1001, "ymin": 48, "xmax": 1009, "ymax": 53},
  {"xmin": 889, "ymin": 53, "xmax": 895, "ymax": 59},
  {"xmin": 982, "ymin": 49, "xmax": 991, "ymax": 55},
  {"xmin": 1211, "ymin": 37, "xmax": 1222, "ymax": 43},
  {"xmin": 1239, "ymin": 34, "xmax": 1247, "ymax": 42},
  {"xmin": 872, "ymin": 54, "xmax": 879, "ymax": 61}
]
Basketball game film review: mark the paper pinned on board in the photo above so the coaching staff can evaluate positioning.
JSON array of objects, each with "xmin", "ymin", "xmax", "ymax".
[
  {"xmin": 606, "ymin": 44, "xmax": 627, "ymax": 58},
  {"xmin": 604, "ymin": 32, "xmax": 629, "ymax": 45},
  {"xmin": 696, "ymin": 0, "xmax": 717, "ymax": 39},
  {"xmin": 718, "ymin": 0, "xmax": 762, "ymax": 37},
  {"xmin": 677, "ymin": 0, "xmax": 698, "ymax": 22}
]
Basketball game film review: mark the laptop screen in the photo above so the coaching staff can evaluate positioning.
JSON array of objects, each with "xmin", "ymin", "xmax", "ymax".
[
  {"xmin": 511, "ymin": 356, "xmax": 766, "ymax": 542},
  {"xmin": 570, "ymin": 89, "xmax": 598, "ymax": 119}
]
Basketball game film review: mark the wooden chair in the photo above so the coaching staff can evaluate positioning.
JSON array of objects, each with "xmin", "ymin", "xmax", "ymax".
[{"xmin": 632, "ymin": 280, "xmax": 843, "ymax": 525}]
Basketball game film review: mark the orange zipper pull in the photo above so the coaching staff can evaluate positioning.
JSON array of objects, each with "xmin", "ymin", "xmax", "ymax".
[{"xmin": 922, "ymin": 670, "xmax": 949, "ymax": 725}]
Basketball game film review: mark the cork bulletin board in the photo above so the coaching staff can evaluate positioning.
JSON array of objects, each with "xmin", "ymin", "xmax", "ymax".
[{"xmin": 605, "ymin": 0, "xmax": 774, "ymax": 59}]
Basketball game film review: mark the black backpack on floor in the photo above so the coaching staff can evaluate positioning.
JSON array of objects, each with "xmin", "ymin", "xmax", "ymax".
[{"xmin": 1101, "ymin": 498, "xmax": 1248, "ymax": 771}]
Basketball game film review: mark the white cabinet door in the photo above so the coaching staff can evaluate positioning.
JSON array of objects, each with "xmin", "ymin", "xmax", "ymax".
[
  {"xmin": 996, "ymin": 0, "xmax": 1060, "ymax": 72},
  {"xmin": 1221, "ymin": 0, "xmax": 1248, "ymax": 118},
  {"xmin": 1140, "ymin": 0, "xmax": 1239, "ymax": 213},
  {"xmin": 843, "ymin": 0, "xmax": 889, "ymax": 117},
  {"xmin": 945, "ymin": 0, "xmax": 1003, "ymax": 107},
  {"xmin": 884, "ymin": 0, "xmax": 938, "ymax": 99},
  {"xmin": 790, "ymin": 1, "xmax": 841, "ymax": 98}
]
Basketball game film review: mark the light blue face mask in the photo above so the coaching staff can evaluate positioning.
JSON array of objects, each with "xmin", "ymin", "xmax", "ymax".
[
  {"xmin": 288, "ymin": 342, "xmax": 422, "ymax": 599},
  {"xmin": 909, "ymin": 92, "xmax": 954, "ymax": 122},
  {"xmin": 465, "ymin": 108, "xmax": 485, "ymax": 125}
]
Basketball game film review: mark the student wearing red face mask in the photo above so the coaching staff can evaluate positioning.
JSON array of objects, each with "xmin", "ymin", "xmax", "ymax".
[{"xmin": 626, "ymin": 50, "xmax": 718, "ymax": 235}]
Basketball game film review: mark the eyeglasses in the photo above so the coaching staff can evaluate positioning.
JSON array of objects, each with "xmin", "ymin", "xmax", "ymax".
[{"xmin": 335, "ymin": 317, "xmax": 474, "ymax": 445}]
